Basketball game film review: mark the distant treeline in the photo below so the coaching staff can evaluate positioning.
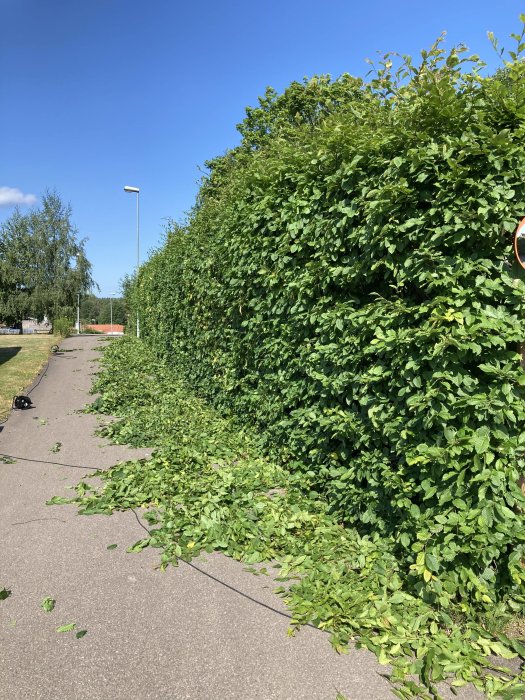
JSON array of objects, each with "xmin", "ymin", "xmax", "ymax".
[{"xmin": 80, "ymin": 294, "xmax": 126, "ymax": 326}]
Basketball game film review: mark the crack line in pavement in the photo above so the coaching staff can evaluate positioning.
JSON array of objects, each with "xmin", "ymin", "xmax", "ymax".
[
  {"xmin": 130, "ymin": 508, "xmax": 325, "ymax": 633},
  {"xmin": 11, "ymin": 518, "xmax": 67, "ymax": 525}
]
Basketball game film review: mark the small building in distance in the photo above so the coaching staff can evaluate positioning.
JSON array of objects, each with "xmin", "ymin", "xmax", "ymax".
[{"xmin": 22, "ymin": 317, "xmax": 52, "ymax": 334}]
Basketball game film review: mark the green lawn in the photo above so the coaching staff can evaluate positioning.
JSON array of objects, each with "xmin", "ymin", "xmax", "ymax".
[{"xmin": 0, "ymin": 335, "xmax": 58, "ymax": 420}]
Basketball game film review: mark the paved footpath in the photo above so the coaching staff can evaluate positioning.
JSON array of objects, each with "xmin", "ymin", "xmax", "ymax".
[{"xmin": 0, "ymin": 335, "xmax": 482, "ymax": 700}]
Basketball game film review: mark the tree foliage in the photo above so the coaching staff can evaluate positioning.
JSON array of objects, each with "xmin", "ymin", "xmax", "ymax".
[
  {"xmin": 0, "ymin": 191, "xmax": 94, "ymax": 325},
  {"xmin": 200, "ymin": 74, "xmax": 367, "ymax": 204}
]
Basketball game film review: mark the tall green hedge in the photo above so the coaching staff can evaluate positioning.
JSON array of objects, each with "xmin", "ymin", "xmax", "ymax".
[{"xmin": 137, "ymin": 36, "xmax": 525, "ymax": 610}]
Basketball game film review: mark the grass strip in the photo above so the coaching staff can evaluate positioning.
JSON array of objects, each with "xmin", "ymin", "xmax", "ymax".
[
  {"xmin": 0, "ymin": 335, "xmax": 59, "ymax": 420},
  {"xmin": 49, "ymin": 337, "xmax": 525, "ymax": 699}
]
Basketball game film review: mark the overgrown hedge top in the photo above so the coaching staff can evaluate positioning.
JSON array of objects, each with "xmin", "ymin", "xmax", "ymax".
[{"xmin": 136, "ymin": 34, "xmax": 525, "ymax": 611}]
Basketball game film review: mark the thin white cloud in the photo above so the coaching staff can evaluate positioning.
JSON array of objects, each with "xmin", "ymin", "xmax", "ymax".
[{"xmin": 0, "ymin": 186, "xmax": 37, "ymax": 207}]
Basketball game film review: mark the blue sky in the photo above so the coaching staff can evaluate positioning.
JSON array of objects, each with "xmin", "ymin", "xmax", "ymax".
[{"xmin": 1, "ymin": 0, "xmax": 524, "ymax": 296}]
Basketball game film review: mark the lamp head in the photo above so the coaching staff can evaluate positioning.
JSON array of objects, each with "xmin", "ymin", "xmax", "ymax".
[{"xmin": 124, "ymin": 185, "xmax": 139, "ymax": 193}]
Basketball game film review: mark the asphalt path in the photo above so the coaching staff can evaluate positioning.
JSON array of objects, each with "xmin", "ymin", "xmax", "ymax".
[{"xmin": 0, "ymin": 335, "xmax": 483, "ymax": 700}]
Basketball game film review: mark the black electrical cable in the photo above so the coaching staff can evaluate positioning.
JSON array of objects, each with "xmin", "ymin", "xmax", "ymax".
[
  {"xmin": 2, "ymin": 346, "xmax": 323, "ymax": 635},
  {"xmin": 129, "ymin": 509, "xmax": 325, "ymax": 633},
  {"xmin": 0, "ymin": 451, "xmax": 323, "ymax": 631},
  {"xmin": 3, "ymin": 342, "xmax": 319, "ymax": 632},
  {"xmin": 0, "ymin": 453, "xmax": 99, "ymax": 470},
  {"xmin": 27, "ymin": 357, "xmax": 51, "ymax": 396}
]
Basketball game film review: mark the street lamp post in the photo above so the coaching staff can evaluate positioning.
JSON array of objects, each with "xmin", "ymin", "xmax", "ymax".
[
  {"xmin": 124, "ymin": 185, "xmax": 140, "ymax": 338},
  {"xmin": 110, "ymin": 292, "xmax": 116, "ymax": 335},
  {"xmin": 72, "ymin": 254, "xmax": 80, "ymax": 335}
]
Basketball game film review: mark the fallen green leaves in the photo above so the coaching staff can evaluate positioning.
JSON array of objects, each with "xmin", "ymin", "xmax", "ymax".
[
  {"xmin": 55, "ymin": 623, "xmax": 87, "ymax": 638},
  {"xmin": 51, "ymin": 337, "xmax": 525, "ymax": 699},
  {"xmin": 55, "ymin": 622, "xmax": 87, "ymax": 638},
  {"xmin": 55, "ymin": 623, "xmax": 76, "ymax": 633},
  {"xmin": 40, "ymin": 597, "xmax": 55, "ymax": 613},
  {"xmin": 1, "ymin": 588, "xmax": 88, "ymax": 639}
]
